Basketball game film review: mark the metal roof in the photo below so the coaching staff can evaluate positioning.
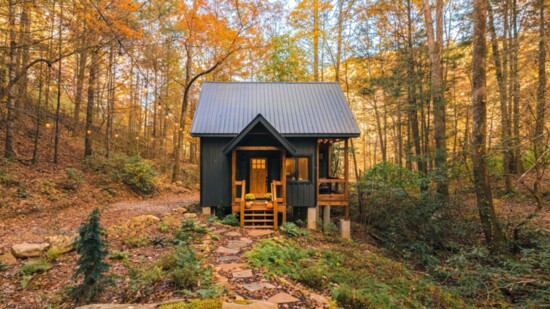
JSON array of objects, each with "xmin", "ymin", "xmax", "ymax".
[{"xmin": 190, "ymin": 82, "xmax": 361, "ymax": 137}]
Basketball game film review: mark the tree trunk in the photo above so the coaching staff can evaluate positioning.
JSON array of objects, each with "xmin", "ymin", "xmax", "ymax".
[
  {"xmin": 73, "ymin": 31, "xmax": 88, "ymax": 137},
  {"xmin": 172, "ymin": 44, "xmax": 193, "ymax": 182},
  {"xmin": 488, "ymin": 3, "xmax": 514, "ymax": 192},
  {"xmin": 335, "ymin": 0, "xmax": 344, "ymax": 82},
  {"xmin": 510, "ymin": 0, "xmax": 522, "ymax": 173},
  {"xmin": 533, "ymin": 0, "xmax": 546, "ymax": 209},
  {"xmin": 4, "ymin": 0, "xmax": 18, "ymax": 159},
  {"xmin": 53, "ymin": 0, "xmax": 64, "ymax": 164},
  {"xmin": 313, "ymin": 0, "xmax": 319, "ymax": 81},
  {"xmin": 84, "ymin": 46, "xmax": 98, "ymax": 158},
  {"xmin": 471, "ymin": 0, "xmax": 506, "ymax": 252},
  {"xmin": 106, "ymin": 42, "xmax": 116, "ymax": 159},
  {"xmin": 18, "ymin": 2, "xmax": 31, "ymax": 112},
  {"xmin": 422, "ymin": 0, "xmax": 449, "ymax": 198}
]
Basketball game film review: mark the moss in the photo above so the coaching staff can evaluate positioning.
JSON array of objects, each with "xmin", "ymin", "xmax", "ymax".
[{"xmin": 158, "ymin": 299, "xmax": 224, "ymax": 309}]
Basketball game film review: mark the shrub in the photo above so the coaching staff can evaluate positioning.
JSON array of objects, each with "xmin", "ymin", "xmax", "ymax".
[
  {"xmin": 70, "ymin": 208, "xmax": 110, "ymax": 304},
  {"xmin": 109, "ymin": 250, "xmax": 129, "ymax": 261},
  {"xmin": 159, "ymin": 246, "xmax": 203, "ymax": 290},
  {"xmin": 362, "ymin": 161, "xmax": 422, "ymax": 189},
  {"xmin": 0, "ymin": 261, "xmax": 8, "ymax": 272},
  {"xmin": 220, "ymin": 213, "xmax": 239, "ymax": 227},
  {"xmin": 46, "ymin": 246, "xmax": 62, "ymax": 261},
  {"xmin": 173, "ymin": 218, "xmax": 207, "ymax": 245},
  {"xmin": 17, "ymin": 259, "xmax": 51, "ymax": 276},
  {"xmin": 63, "ymin": 168, "xmax": 84, "ymax": 191},
  {"xmin": 295, "ymin": 266, "xmax": 325, "ymax": 289},
  {"xmin": 120, "ymin": 155, "xmax": 156, "ymax": 194},
  {"xmin": 280, "ymin": 222, "xmax": 309, "ymax": 238}
]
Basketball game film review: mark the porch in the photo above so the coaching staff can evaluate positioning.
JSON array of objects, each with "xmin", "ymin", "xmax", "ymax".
[
  {"xmin": 316, "ymin": 138, "xmax": 350, "ymax": 221},
  {"xmin": 229, "ymin": 146, "xmax": 288, "ymax": 229}
]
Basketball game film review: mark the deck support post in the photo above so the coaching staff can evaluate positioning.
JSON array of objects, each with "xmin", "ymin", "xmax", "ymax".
[
  {"xmin": 323, "ymin": 205, "xmax": 331, "ymax": 228},
  {"xmin": 339, "ymin": 219, "xmax": 351, "ymax": 240},
  {"xmin": 202, "ymin": 207, "xmax": 212, "ymax": 215},
  {"xmin": 307, "ymin": 207, "xmax": 317, "ymax": 230}
]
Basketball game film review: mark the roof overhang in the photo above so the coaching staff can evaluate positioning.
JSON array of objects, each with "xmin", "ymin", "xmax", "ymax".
[{"xmin": 222, "ymin": 114, "xmax": 297, "ymax": 155}]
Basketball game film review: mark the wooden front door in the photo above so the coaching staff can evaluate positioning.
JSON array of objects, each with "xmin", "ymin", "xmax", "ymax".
[{"xmin": 250, "ymin": 158, "xmax": 268, "ymax": 196}]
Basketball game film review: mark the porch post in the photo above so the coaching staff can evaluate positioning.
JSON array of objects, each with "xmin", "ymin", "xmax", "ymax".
[
  {"xmin": 344, "ymin": 139, "xmax": 349, "ymax": 220},
  {"xmin": 231, "ymin": 149, "xmax": 236, "ymax": 205}
]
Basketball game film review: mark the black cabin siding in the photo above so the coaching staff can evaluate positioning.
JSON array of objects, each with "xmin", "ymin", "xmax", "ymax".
[
  {"xmin": 200, "ymin": 136, "xmax": 318, "ymax": 209},
  {"xmin": 200, "ymin": 137, "xmax": 232, "ymax": 207},
  {"xmin": 285, "ymin": 138, "xmax": 317, "ymax": 207}
]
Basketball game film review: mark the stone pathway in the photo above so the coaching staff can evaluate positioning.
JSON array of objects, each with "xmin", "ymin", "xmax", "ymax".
[{"xmin": 207, "ymin": 225, "xmax": 328, "ymax": 308}]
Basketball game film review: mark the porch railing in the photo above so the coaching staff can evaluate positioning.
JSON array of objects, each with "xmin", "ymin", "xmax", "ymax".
[{"xmin": 236, "ymin": 180, "xmax": 246, "ymax": 228}]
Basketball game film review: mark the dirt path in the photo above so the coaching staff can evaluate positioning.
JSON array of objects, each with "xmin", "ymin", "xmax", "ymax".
[{"xmin": 0, "ymin": 193, "xmax": 199, "ymax": 254}]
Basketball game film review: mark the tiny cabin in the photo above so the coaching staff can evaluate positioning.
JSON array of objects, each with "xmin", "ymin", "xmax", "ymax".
[{"xmin": 190, "ymin": 82, "xmax": 360, "ymax": 229}]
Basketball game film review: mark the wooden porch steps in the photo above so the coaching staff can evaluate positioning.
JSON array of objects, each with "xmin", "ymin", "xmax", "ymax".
[{"xmin": 243, "ymin": 207, "xmax": 274, "ymax": 229}]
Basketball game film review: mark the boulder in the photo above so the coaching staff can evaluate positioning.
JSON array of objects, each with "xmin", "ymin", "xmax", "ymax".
[
  {"xmin": 221, "ymin": 301, "xmax": 277, "ymax": 309},
  {"xmin": 45, "ymin": 235, "xmax": 75, "ymax": 253},
  {"xmin": 128, "ymin": 215, "xmax": 160, "ymax": 225},
  {"xmin": 11, "ymin": 243, "xmax": 50, "ymax": 258},
  {"xmin": 0, "ymin": 251, "xmax": 17, "ymax": 265},
  {"xmin": 76, "ymin": 305, "xmax": 154, "ymax": 309},
  {"xmin": 267, "ymin": 292, "xmax": 299, "ymax": 304},
  {"xmin": 309, "ymin": 293, "xmax": 329, "ymax": 306},
  {"xmin": 173, "ymin": 207, "xmax": 188, "ymax": 214}
]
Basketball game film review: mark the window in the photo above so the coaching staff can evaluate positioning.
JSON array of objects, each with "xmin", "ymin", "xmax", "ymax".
[
  {"xmin": 286, "ymin": 157, "xmax": 309, "ymax": 181},
  {"xmin": 251, "ymin": 158, "xmax": 266, "ymax": 170}
]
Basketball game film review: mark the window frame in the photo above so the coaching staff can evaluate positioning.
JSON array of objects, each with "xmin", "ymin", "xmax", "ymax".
[{"xmin": 285, "ymin": 155, "xmax": 312, "ymax": 183}]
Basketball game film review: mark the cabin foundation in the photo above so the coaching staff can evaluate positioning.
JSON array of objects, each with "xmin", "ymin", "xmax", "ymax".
[
  {"xmin": 307, "ymin": 207, "xmax": 317, "ymax": 230},
  {"xmin": 339, "ymin": 219, "xmax": 351, "ymax": 240}
]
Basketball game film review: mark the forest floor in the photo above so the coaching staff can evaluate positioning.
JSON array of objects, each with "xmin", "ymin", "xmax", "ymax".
[{"xmin": 0, "ymin": 192, "xmax": 338, "ymax": 308}]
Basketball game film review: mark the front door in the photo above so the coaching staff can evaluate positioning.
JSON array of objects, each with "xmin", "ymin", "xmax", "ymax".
[{"xmin": 250, "ymin": 158, "xmax": 268, "ymax": 196}]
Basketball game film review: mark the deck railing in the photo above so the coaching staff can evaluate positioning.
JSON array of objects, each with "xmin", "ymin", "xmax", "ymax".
[{"xmin": 317, "ymin": 178, "xmax": 348, "ymax": 205}]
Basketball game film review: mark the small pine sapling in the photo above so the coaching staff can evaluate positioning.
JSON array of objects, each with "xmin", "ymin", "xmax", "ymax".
[{"xmin": 71, "ymin": 208, "xmax": 110, "ymax": 304}]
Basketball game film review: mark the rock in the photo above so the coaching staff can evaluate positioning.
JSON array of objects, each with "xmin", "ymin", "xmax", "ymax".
[
  {"xmin": 221, "ymin": 301, "xmax": 277, "ymax": 309},
  {"xmin": 239, "ymin": 237, "xmax": 253, "ymax": 243},
  {"xmin": 217, "ymin": 255, "xmax": 240, "ymax": 262},
  {"xmin": 217, "ymin": 263, "xmax": 245, "ymax": 272},
  {"xmin": 227, "ymin": 241, "xmax": 250, "ymax": 250},
  {"xmin": 76, "ymin": 305, "xmax": 154, "ymax": 309},
  {"xmin": 183, "ymin": 213, "xmax": 197, "ymax": 219},
  {"xmin": 173, "ymin": 207, "xmax": 188, "ymax": 214},
  {"xmin": 225, "ymin": 231, "xmax": 242, "ymax": 237},
  {"xmin": 216, "ymin": 246, "xmax": 239, "ymax": 255},
  {"xmin": 11, "ymin": 243, "xmax": 50, "ymax": 258},
  {"xmin": 232, "ymin": 269, "xmax": 253, "ymax": 278},
  {"xmin": 129, "ymin": 215, "xmax": 160, "ymax": 225},
  {"xmin": 242, "ymin": 282, "xmax": 275, "ymax": 292},
  {"xmin": 246, "ymin": 230, "xmax": 273, "ymax": 237},
  {"xmin": 210, "ymin": 229, "xmax": 227, "ymax": 235},
  {"xmin": 45, "ymin": 235, "xmax": 74, "ymax": 253},
  {"xmin": 0, "ymin": 251, "xmax": 17, "ymax": 265},
  {"xmin": 267, "ymin": 292, "xmax": 299, "ymax": 304},
  {"xmin": 310, "ymin": 293, "xmax": 329, "ymax": 305}
]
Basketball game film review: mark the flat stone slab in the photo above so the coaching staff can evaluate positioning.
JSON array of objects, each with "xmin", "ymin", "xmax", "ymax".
[
  {"xmin": 210, "ymin": 229, "xmax": 227, "ymax": 235},
  {"xmin": 239, "ymin": 237, "xmax": 253, "ymax": 243},
  {"xmin": 217, "ymin": 263, "xmax": 245, "ymax": 272},
  {"xmin": 11, "ymin": 243, "xmax": 50, "ymax": 258},
  {"xmin": 217, "ymin": 255, "xmax": 240, "ymax": 262},
  {"xmin": 232, "ymin": 269, "xmax": 254, "ymax": 278},
  {"xmin": 226, "ymin": 241, "xmax": 250, "ymax": 250},
  {"xmin": 267, "ymin": 292, "xmax": 299, "ymax": 304},
  {"xmin": 216, "ymin": 246, "xmax": 239, "ymax": 255},
  {"xmin": 242, "ymin": 282, "xmax": 276, "ymax": 292},
  {"xmin": 225, "ymin": 231, "xmax": 242, "ymax": 237},
  {"xmin": 247, "ymin": 230, "xmax": 274, "ymax": 237},
  {"xmin": 221, "ymin": 301, "xmax": 277, "ymax": 309}
]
